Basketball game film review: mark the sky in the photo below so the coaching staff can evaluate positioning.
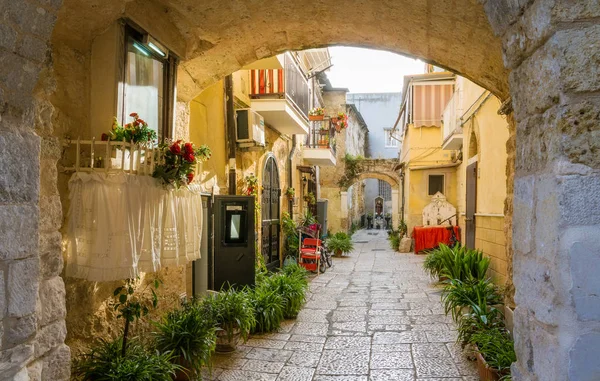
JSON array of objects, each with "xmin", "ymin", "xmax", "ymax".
[{"xmin": 325, "ymin": 47, "xmax": 424, "ymax": 93}]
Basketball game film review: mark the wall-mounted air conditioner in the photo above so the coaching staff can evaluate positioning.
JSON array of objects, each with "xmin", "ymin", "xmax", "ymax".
[{"xmin": 236, "ymin": 109, "xmax": 266, "ymax": 147}]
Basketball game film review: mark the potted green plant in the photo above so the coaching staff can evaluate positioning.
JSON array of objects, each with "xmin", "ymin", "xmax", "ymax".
[
  {"xmin": 153, "ymin": 302, "xmax": 218, "ymax": 380},
  {"xmin": 285, "ymin": 187, "xmax": 295, "ymax": 199},
  {"xmin": 384, "ymin": 213, "xmax": 392, "ymax": 229},
  {"xmin": 326, "ymin": 232, "xmax": 354, "ymax": 257},
  {"xmin": 203, "ymin": 287, "xmax": 256, "ymax": 353},
  {"xmin": 308, "ymin": 107, "xmax": 325, "ymax": 121},
  {"xmin": 73, "ymin": 337, "xmax": 180, "ymax": 381},
  {"xmin": 366, "ymin": 213, "xmax": 373, "ymax": 229},
  {"xmin": 249, "ymin": 282, "xmax": 285, "ymax": 333},
  {"xmin": 303, "ymin": 192, "xmax": 316, "ymax": 206},
  {"xmin": 470, "ymin": 328, "xmax": 516, "ymax": 380},
  {"xmin": 267, "ymin": 269, "xmax": 308, "ymax": 319}
]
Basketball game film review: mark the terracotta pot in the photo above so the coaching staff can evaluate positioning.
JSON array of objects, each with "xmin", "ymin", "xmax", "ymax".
[
  {"xmin": 309, "ymin": 114, "xmax": 324, "ymax": 121},
  {"xmin": 475, "ymin": 347, "xmax": 502, "ymax": 381},
  {"xmin": 173, "ymin": 357, "xmax": 193, "ymax": 381},
  {"xmin": 216, "ymin": 327, "xmax": 241, "ymax": 353},
  {"xmin": 334, "ymin": 249, "xmax": 343, "ymax": 257}
]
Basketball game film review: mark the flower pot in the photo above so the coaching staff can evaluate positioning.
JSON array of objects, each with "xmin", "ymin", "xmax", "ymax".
[
  {"xmin": 334, "ymin": 249, "xmax": 343, "ymax": 257},
  {"xmin": 475, "ymin": 347, "xmax": 502, "ymax": 381},
  {"xmin": 215, "ymin": 327, "xmax": 241, "ymax": 353},
  {"xmin": 309, "ymin": 115, "xmax": 324, "ymax": 121},
  {"xmin": 173, "ymin": 356, "xmax": 193, "ymax": 381}
]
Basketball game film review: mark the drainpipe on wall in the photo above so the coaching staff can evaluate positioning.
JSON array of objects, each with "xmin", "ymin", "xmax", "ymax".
[
  {"xmin": 400, "ymin": 169, "xmax": 405, "ymax": 222},
  {"xmin": 287, "ymin": 135, "xmax": 298, "ymax": 216},
  {"xmin": 225, "ymin": 75, "xmax": 236, "ymax": 195}
]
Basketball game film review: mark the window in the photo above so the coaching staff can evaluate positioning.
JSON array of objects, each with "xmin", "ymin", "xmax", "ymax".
[
  {"xmin": 384, "ymin": 129, "xmax": 399, "ymax": 148},
  {"xmin": 121, "ymin": 24, "xmax": 177, "ymax": 141},
  {"xmin": 378, "ymin": 180, "xmax": 392, "ymax": 201},
  {"xmin": 428, "ymin": 174, "xmax": 445, "ymax": 195}
]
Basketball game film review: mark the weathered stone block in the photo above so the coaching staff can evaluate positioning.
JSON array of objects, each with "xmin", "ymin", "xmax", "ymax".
[
  {"xmin": 17, "ymin": 34, "xmax": 48, "ymax": 64},
  {"xmin": 564, "ymin": 226, "xmax": 600, "ymax": 321},
  {"xmin": 38, "ymin": 276, "xmax": 66, "ymax": 326},
  {"xmin": 558, "ymin": 101, "xmax": 600, "ymax": 169},
  {"xmin": 569, "ymin": 333, "xmax": 600, "ymax": 381},
  {"xmin": 559, "ymin": 175, "xmax": 600, "ymax": 226},
  {"xmin": 0, "ymin": 205, "xmax": 38, "ymax": 261},
  {"xmin": 398, "ymin": 238, "xmax": 412, "ymax": 253},
  {"xmin": 27, "ymin": 360, "xmax": 43, "ymax": 381},
  {"xmin": 553, "ymin": 0, "xmax": 600, "ymax": 21},
  {"xmin": 560, "ymin": 25, "xmax": 600, "ymax": 93},
  {"xmin": 4, "ymin": 1, "xmax": 57, "ymax": 38},
  {"xmin": 512, "ymin": 175, "xmax": 534, "ymax": 255},
  {"xmin": 0, "ymin": 343, "xmax": 34, "ymax": 374},
  {"xmin": 39, "ymin": 232, "xmax": 63, "ymax": 278},
  {"xmin": 530, "ymin": 321, "xmax": 564, "ymax": 381},
  {"xmin": 509, "ymin": 36, "xmax": 561, "ymax": 121},
  {"xmin": 0, "ymin": 269, "xmax": 4, "ymax": 321},
  {"xmin": 502, "ymin": 0, "xmax": 553, "ymax": 69},
  {"xmin": 34, "ymin": 320, "xmax": 66, "ymax": 358},
  {"xmin": 8, "ymin": 259, "xmax": 40, "ymax": 318},
  {"xmin": 40, "ymin": 344, "xmax": 70, "ymax": 381},
  {"xmin": 0, "ymin": 51, "xmax": 40, "ymax": 109},
  {"xmin": 482, "ymin": 0, "xmax": 529, "ymax": 36},
  {"xmin": 0, "ymin": 131, "xmax": 41, "ymax": 203},
  {"xmin": 39, "ymin": 195, "xmax": 62, "ymax": 233},
  {"xmin": 515, "ymin": 105, "xmax": 561, "ymax": 176},
  {"xmin": 0, "ymin": 22, "xmax": 17, "ymax": 51},
  {"xmin": 4, "ymin": 314, "xmax": 37, "ymax": 346},
  {"xmin": 533, "ymin": 175, "xmax": 560, "ymax": 258}
]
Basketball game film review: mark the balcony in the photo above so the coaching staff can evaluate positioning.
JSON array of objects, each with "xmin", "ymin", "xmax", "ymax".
[
  {"xmin": 303, "ymin": 118, "xmax": 337, "ymax": 166},
  {"xmin": 249, "ymin": 54, "xmax": 310, "ymax": 136},
  {"xmin": 441, "ymin": 90, "xmax": 463, "ymax": 150}
]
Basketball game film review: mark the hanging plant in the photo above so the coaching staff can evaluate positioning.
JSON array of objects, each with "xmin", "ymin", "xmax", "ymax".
[
  {"xmin": 303, "ymin": 192, "xmax": 316, "ymax": 206},
  {"xmin": 152, "ymin": 140, "xmax": 211, "ymax": 188},
  {"xmin": 102, "ymin": 113, "xmax": 157, "ymax": 144},
  {"xmin": 335, "ymin": 111, "xmax": 349, "ymax": 132},
  {"xmin": 244, "ymin": 174, "xmax": 259, "ymax": 196},
  {"xmin": 285, "ymin": 187, "xmax": 295, "ymax": 198}
]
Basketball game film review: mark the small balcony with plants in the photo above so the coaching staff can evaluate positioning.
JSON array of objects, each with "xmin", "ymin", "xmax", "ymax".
[
  {"xmin": 247, "ymin": 53, "xmax": 310, "ymax": 136},
  {"xmin": 302, "ymin": 109, "xmax": 345, "ymax": 167}
]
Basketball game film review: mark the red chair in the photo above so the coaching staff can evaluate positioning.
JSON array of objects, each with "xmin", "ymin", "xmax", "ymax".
[{"xmin": 299, "ymin": 237, "xmax": 322, "ymax": 275}]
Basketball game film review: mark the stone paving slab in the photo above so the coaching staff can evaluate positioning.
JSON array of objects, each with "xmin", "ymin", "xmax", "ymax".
[{"xmin": 207, "ymin": 230, "xmax": 477, "ymax": 381}]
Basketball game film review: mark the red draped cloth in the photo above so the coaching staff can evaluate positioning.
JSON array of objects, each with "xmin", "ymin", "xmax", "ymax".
[{"xmin": 412, "ymin": 226, "xmax": 461, "ymax": 254}]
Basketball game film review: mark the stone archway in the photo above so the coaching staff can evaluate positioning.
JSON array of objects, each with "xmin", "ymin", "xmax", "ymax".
[{"xmin": 1, "ymin": 1, "xmax": 599, "ymax": 380}]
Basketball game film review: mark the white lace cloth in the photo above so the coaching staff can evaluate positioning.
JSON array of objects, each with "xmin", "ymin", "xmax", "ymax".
[{"xmin": 65, "ymin": 172, "xmax": 203, "ymax": 281}]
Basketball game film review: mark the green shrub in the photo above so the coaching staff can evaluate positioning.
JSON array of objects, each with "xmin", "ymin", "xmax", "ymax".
[
  {"xmin": 471, "ymin": 328, "xmax": 516, "ymax": 375},
  {"xmin": 456, "ymin": 296, "xmax": 505, "ymax": 345},
  {"xmin": 203, "ymin": 287, "xmax": 256, "ymax": 342},
  {"xmin": 267, "ymin": 272, "xmax": 308, "ymax": 318},
  {"xmin": 438, "ymin": 244, "xmax": 490, "ymax": 282},
  {"xmin": 249, "ymin": 284, "xmax": 285, "ymax": 333},
  {"xmin": 423, "ymin": 248, "xmax": 446, "ymax": 278},
  {"xmin": 441, "ymin": 278, "xmax": 503, "ymax": 323},
  {"xmin": 153, "ymin": 303, "xmax": 217, "ymax": 376},
  {"xmin": 388, "ymin": 233, "xmax": 401, "ymax": 251},
  {"xmin": 282, "ymin": 263, "xmax": 309, "ymax": 288},
  {"xmin": 326, "ymin": 232, "xmax": 354, "ymax": 255},
  {"xmin": 73, "ymin": 338, "xmax": 179, "ymax": 381}
]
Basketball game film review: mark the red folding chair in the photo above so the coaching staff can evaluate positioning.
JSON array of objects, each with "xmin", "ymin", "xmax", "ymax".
[{"xmin": 298, "ymin": 232, "xmax": 322, "ymax": 275}]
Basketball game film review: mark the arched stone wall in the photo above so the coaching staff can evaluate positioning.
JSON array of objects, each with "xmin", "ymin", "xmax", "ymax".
[{"xmin": 0, "ymin": 1, "xmax": 599, "ymax": 380}]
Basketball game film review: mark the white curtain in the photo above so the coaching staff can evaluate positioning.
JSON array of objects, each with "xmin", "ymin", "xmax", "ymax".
[{"xmin": 65, "ymin": 172, "xmax": 203, "ymax": 282}]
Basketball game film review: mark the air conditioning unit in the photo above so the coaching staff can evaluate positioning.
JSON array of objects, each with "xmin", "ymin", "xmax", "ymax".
[{"xmin": 236, "ymin": 109, "xmax": 265, "ymax": 147}]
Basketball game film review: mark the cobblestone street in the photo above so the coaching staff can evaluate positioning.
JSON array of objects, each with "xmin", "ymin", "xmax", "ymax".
[{"xmin": 207, "ymin": 230, "xmax": 478, "ymax": 381}]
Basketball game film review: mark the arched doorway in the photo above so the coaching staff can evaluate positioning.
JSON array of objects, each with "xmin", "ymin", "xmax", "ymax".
[
  {"xmin": 261, "ymin": 156, "xmax": 281, "ymax": 270},
  {"xmin": 5, "ymin": 1, "xmax": 598, "ymax": 379}
]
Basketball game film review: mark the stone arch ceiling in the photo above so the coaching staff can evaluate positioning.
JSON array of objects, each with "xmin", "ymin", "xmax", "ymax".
[{"xmin": 52, "ymin": 0, "xmax": 508, "ymax": 102}]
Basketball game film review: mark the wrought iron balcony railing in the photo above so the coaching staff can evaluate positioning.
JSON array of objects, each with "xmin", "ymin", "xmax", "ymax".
[{"xmin": 305, "ymin": 118, "xmax": 337, "ymax": 156}]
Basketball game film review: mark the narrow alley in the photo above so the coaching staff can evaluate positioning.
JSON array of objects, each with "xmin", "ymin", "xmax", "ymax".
[{"xmin": 208, "ymin": 230, "xmax": 478, "ymax": 381}]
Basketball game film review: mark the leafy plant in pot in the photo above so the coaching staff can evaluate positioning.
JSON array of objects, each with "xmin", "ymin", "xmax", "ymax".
[
  {"xmin": 326, "ymin": 232, "xmax": 354, "ymax": 257},
  {"xmin": 470, "ymin": 328, "xmax": 516, "ymax": 380},
  {"xmin": 267, "ymin": 269, "xmax": 308, "ymax": 319},
  {"xmin": 204, "ymin": 287, "xmax": 256, "ymax": 352},
  {"xmin": 249, "ymin": 282, "xmax": 285, "ymax": 333},
  {"xmin": 153, "ymin": 301, "xmax": 218, "ymax": 380}
]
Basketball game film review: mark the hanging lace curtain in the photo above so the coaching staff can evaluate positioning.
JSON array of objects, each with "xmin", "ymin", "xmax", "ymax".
[{"xmin": 65, "ymin": 172, "xmax": 203, "ymax": 282}]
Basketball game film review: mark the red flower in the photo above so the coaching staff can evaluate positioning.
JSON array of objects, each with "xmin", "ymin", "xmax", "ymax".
[
  {"xmin": 187, "ymin": 172, "xmax": 194, "ymax": 183},
  {"xmin": 137, "ymin": 119, "xmax": 146, "ymax": 126},
  {"xmin": 130, "ymin": 112, "xmax": 138, "ymax": 118},
  {"xmin": 184, "ymin": 153, "xmax": 195, "ymax": 163},
  {"xmin": 170, "ymin": 141, "xmax": 182, "ymax": 155},
  {"xmin": 101, "ymin": 133, "xmax": 109, "ymax": 141},
  {"xmin": 184, "ymin": 142, "xmax": 194, "ymax": 154}
]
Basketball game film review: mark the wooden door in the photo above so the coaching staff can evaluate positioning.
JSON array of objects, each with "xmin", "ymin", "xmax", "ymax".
[
  {"xmin": 465, "ymin": 162, "xmax": 477, "ymax": 249},
  {"xmin": 261, "ymin": 157, "xmax": 281, "ymax": 270}
]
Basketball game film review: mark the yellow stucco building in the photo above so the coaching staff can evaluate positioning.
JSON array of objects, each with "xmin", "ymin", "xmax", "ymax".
[{"xmin": 398, "ymin": 71, "xmax": 510, "ymax": 285}]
